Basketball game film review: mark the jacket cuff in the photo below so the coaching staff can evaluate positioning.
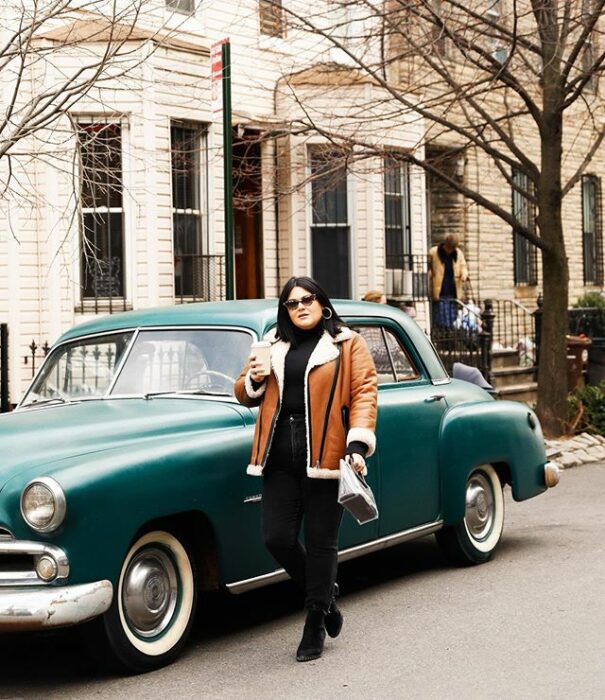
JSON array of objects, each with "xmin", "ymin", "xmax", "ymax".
[
  {"xmin": 345, "ymin": 441, "xmax": 368, "ymax": 458},
  {"xmin": 244, "ymin": 370, "xmax": 267, "ymax": 399},
  {"xmin": 347, "ymin": 427, "xmax": 376, "ymax": 457}
]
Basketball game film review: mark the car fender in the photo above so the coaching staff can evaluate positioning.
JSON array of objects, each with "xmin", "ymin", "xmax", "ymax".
[
  {"xmin": 1, "ymin": 423, "xmax": 255, "ymax": 587},
  {"xmin": 439, "ymin": 400, "xmax": 547, "ymax": 525}
]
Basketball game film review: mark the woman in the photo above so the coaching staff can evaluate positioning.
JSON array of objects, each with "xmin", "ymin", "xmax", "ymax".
[{"xmin": 234, "ymin": 277, "xmax": 378, "ymax": 662}]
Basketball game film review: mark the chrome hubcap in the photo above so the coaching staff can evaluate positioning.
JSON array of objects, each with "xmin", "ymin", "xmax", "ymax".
[
  {"xmin": 464, "ymin": 473, "xmax": 494, "ymax": 541},
  {"xmin": 122, "ymin": 547, "xmax": 178, "ymax": 638}
]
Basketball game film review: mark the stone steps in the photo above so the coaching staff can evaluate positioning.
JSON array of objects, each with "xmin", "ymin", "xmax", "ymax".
[{"xmin": 492, "ymin": 381, "xmax": 538, "ymax": 405}]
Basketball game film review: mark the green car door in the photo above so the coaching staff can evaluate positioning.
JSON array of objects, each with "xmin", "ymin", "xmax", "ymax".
[{"xmin": 353, "ymin": 323, "xmax": 447, "ymax": 535}]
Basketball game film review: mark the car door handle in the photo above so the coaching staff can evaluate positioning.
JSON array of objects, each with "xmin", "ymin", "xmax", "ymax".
[{"xmin": 424, "ymin": 394, "xmax": 446, "ymax": 402}]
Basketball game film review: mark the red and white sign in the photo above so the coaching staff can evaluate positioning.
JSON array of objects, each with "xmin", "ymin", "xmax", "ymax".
[{"xmin": 211, "ymin": 38, "xmax": 229, "ymax": 114}]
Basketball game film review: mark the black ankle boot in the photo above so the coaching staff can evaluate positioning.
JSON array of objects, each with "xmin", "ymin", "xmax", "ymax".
[
  {"xmin": 325, "ymin": 584, "xmax": 343, "ymax": 639},
  {"xmin": 296, "ymin": 609, "xmax": 326, "ymax": 662}
]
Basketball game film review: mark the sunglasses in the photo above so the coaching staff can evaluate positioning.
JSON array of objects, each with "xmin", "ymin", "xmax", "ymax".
[{"xmin": 283, "ymin": 293, "xmax": 317, "ymax": 311}]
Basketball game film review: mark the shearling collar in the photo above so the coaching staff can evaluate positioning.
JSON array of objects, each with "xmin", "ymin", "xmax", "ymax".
[{"xmin": 263, "ymin": 326, "xmax": 353, "ymax": 401}]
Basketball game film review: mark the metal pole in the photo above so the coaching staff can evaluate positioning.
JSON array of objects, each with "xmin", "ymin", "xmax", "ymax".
[
  {"xmin": 222, "ymin": 41, "xmax": 235, "ymax": 300},
  {"xmin": 1, "ymin": 324, "xmax": 9, "ymax": 412}
]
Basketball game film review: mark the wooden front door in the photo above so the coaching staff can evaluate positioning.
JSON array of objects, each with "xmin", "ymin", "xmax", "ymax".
[{"xmin": 233, "ymin": 134, "xmax": 263, "ymax": 299}]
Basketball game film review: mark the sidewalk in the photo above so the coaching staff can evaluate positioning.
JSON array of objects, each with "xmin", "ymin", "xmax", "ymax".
[{"xmin": 545, "ymin": 431, "xmax": 605, "ymax": 469}]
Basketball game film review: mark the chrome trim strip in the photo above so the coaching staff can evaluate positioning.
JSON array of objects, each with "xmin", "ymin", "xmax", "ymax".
[
  {"xmin": 104, "ymin": 328, "xmax": 140, "ymax": 395},
  {"xmin": 0, "ymin": 540, "xmax": 70, "ymax": 585},
  {"xmin": 0, "ymin": 580, "xmax": 113, "ymax": 631},
  {"xmin": 243, "ymin": 494, "xmax": 262, "ymax": 504},
  {"xmin": 225, "ymin": 520, "xmax": 443, "ymax": 594}
]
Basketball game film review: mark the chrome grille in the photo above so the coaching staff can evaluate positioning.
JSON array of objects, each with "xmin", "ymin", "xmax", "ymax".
[{"xmin": 0, "ymin": 527, "xmax": 12, "ymax": 540}]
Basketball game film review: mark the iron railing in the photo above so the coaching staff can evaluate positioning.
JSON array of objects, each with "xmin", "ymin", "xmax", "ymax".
[
  {"xmin": 430, "ymin": 299, "xmax": 494, "ymax": 381},
  {"xmin": 384, "ymin": 254, "xmax": 430, "ymax": 301},
  {"xmin": 568, "ymin": 307, "xmax": 605, "ymax": 337},
  {"xmin": 24, "ymin": 340, "xmax": 51, "ymax": 379},
  {"xmin": 488, "ymin": 298, "xmax": 537, "ymax": 366},
  {"xmin": 175, "ymin": 254, "xmax": 225, "ymax": 303}
]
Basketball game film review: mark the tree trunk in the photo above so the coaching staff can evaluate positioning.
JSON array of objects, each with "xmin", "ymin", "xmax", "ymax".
[{"xmin": 536, "ymin": 112, "xmax": 568, "ymax": 437}]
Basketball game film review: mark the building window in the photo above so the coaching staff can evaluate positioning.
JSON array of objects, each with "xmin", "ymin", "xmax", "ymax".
[
  {"xmin": 431, "ymin": 0, "xmax": 448, "ymax": 57},
  {"xmin": 581, "ymin": 0, "xmax": 597, "ymax": 91},
  {"xmin": 384, "ymin": 157, "xmax": 412, "ymax": 269},
  {"xmin": 166, "ymin": 0, "xmax": 195, "ymax": 16},
  {"xmin": 310, "ymin": 149, "xmax": 350, "ymax": 297},
  {"xmin": 582, "ymin": 175, "xmax": 603, "ymax": 285},
  {"xmin": 512, "ymin": 168, "xmax": 538, "ymax": 286},
  {"xmin": 259, "ymin": 0, "xmax": 285, "ymax": 38},
  {"xmin": 78, "ymin": 122, "xmax": 125, "ymax": 299},
  {"xmin": 171, "ymin": 122, "xmax": 208, "ymax": 298}
]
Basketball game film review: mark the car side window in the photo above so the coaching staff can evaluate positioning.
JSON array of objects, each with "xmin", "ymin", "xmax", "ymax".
[{"xmin": 353, "ymin": 326, "xmax": 418, "ymax": 383}]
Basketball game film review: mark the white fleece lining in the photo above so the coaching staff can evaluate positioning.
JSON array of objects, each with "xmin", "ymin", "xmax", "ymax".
[
  {"xmin": 306, "ymin": 466, "xmax": 341, "ymax": 479},
  {"xmin": 247, "ymin": 464, "xmax": 263, "ymax": 476},
  {"xmin": 244, "ymin": 370, "xmax": 267, "ymax": 399},
  {"xmin": 347, "ymin": 427, "xmax": 376, "ymax": 457}
]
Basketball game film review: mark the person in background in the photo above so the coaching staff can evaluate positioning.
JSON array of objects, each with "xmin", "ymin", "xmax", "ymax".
[
  {"xmin": 362, "ymin": 290, "xmax": 387, "ymax": 304},
  {"xmin": 428, "ymin": 233, "xmax": 469, "ymax": 328},
  {"xmin": 235, "ymin": 277, "xmax": 378, "ymax": 663}
]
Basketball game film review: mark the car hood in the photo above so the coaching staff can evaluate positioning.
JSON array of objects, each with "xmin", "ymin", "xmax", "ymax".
[{"xmin": 0, "ymin": 398, "xmax": 248, "ymax": 492}]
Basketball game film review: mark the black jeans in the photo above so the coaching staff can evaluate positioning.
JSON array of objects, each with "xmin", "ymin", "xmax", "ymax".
[{"xmin": 262, "ymin": 414, "xmax": 343, "ymax": 612}]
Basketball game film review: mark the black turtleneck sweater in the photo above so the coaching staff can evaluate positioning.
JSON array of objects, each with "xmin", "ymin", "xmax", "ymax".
[{"xmin": 281, "ymin": 324, "xmax": 323, "ymax": 415}]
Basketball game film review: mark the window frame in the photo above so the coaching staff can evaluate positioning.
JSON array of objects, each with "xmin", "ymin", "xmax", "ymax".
[
  {"xmin": 165, "ymin": 0, "xmax": 195, "ymax": 17},
  {"xmin": 76, "ymin": 120, "xmax": 127, "ymax": 305},
  {"xmin": 170, "ymin": 121, "xmax": 209, "ymax": 299},
  {"xmin": 582, "ymin": 174, "xmax": 603, "ymax": 286},
  {"xmin": 308, "ymin": 146, "xmax": 351, "ymax": 297},
  {"xmin": 511, "ymin": 168, "xmax": 538, "ymax": 286},
  {"xmin": 350, "ymin": 322, "xmax": 421, "ymax": 385},
  {"xmin": 384, "ymin": 156, "xmax": 412, "ymax": 270},
  {"xmin": 259, "ymin": 0, "xmax": 285, "ymax": 38}
]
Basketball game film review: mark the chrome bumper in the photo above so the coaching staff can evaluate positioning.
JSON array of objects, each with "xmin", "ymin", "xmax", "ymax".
[{"xmin": 0, "ymin": 580, "xmax": 113, "ymax": 631}]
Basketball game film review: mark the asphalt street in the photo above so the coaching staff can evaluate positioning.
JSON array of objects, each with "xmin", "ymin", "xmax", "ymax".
[{"xmin": 1, "ymin": 463, "xmax": 604, "ymax": 700}]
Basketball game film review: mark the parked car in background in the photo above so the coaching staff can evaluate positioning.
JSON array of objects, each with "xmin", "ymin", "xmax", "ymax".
[{"xmin": 0, "ymin": 300, "xmax": 558, "ymax": 672}]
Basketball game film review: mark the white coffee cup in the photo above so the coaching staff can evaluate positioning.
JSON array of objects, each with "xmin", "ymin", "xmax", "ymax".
[{"xmin": 250, "ymin": 341, "xmax": 271, "ymax": 376}]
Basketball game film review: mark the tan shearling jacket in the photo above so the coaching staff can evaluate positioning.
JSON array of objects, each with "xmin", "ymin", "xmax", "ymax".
[
  {"xmin": 428, "ymin": 244, "xmax": 469, "ymax": 301},
  {"xmin": 234, "ymin": 326, "xmax": 378, "ymax": 479}
]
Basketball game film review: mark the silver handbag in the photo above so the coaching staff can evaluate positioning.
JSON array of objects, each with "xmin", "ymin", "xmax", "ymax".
[{"xmin": 338, "ymin": 458, "xmax": 379, "ymax": 525}]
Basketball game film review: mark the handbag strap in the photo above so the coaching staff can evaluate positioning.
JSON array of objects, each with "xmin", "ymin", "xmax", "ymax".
[{"xmin": 315, "ymin": 346, "xmax": 341, "ymax": 468}]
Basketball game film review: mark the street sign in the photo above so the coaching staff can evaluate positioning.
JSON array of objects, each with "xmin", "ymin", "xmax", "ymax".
[{"xmin": 211, "ymin": 38, "xmax": 229, "ymax": 114}]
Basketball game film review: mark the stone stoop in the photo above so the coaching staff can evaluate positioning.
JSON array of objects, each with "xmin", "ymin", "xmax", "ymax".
[{"xmin": 491, "ymin": 349, "xmax": 538, "ymax": 405}]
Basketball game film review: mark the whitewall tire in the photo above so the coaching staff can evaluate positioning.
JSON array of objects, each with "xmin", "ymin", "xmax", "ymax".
[
  {"xmin": 90, "ymin": 530, "xmax": 197, "ymax": 673},
  {"xmin": 436, "ymin": 464, "xmax": 505, "ymax": 565}
]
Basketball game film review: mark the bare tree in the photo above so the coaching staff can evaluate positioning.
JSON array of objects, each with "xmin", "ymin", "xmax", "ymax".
[
  {"xmin": 261, "ymin": 0, "xmax": 605, "ymax": 436},
  {"xmin": 0, "ymin": 1, "xmax": 191, "ymax": 226}
]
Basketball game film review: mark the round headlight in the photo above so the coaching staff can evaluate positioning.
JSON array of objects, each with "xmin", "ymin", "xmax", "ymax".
[{"xmin": 21, "ymin": 477, "xmax": 66, "ymax": 532}]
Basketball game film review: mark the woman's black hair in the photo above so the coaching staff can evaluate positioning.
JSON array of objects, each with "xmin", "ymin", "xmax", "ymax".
[{"xmin": 275, "ymin": 276, "xmax": 345, "ymax": 345}]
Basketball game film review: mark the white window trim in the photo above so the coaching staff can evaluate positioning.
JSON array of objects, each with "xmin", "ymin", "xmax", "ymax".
[
  {"xmin": 305, "ymin": 144, "xmax": 352, "ymax": 295},
  {"xmin": 73, "ymin": 116, "xmax": 132, "ymax": 310}
]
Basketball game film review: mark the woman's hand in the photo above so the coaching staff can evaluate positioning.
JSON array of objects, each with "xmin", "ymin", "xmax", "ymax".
[
  {"xmin": 345, "ymin": 453, "xmax": 366, "ymax": 474},
  {"xmin": 249, "ymin": 354, "xmax": 267, "ymax": 383}
]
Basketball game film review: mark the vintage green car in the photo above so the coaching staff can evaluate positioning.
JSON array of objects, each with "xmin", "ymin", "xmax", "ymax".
[{"xmin": 0, "ymin": 300, "xmax": 558, "ymax": 672}]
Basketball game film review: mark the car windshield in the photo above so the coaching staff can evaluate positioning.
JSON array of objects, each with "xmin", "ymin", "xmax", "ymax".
[
  {"xmin": 22, "ymin": 332, "xmax": 135, "ymax": 406},
  {"xmin": 22, "ymin": 328, "xmax": 254, "ymax": 405}
]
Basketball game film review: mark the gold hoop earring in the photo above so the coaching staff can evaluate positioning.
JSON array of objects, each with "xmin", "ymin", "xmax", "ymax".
[{"xmin": 322, "ymin": 307, "xmax": 333, "ymax": 320}]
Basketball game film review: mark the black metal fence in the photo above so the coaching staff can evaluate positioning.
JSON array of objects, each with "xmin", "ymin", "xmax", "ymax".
[
  {"xmin": 430, "ymin": 299, "xmax": 495, "ymax": 381},
  {"xmin": 175, "ymin": 254, "xmax": 225, "ymax": 303},
  {"xmin": 24, "ymin": 340, "xmax": 51, "ymax": 379}
]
